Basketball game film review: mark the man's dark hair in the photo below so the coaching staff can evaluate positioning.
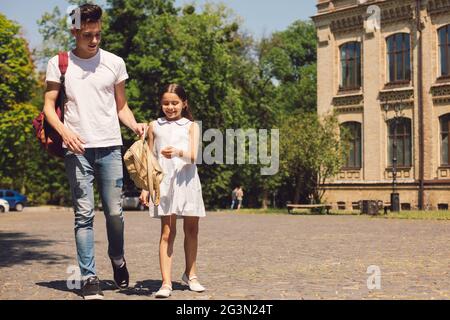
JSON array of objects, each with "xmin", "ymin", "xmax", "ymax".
[{"xmin": 72, "ymin": 3, "xmax": 102, "ymax": 25}]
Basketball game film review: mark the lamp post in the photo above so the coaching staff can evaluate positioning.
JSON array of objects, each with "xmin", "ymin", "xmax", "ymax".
[{"xmin": 383, "ymin": 99, "xmax": 405, "ymax": 212}]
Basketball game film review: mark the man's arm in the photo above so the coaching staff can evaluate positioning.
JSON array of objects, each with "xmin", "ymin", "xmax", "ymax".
[
  {"xmin": 43, "ymin": 81, "xmax": 85, "ymax": 154},
  {"xmin": 115, "ymin": 81, "xmax": 145, "ymax": 137}
]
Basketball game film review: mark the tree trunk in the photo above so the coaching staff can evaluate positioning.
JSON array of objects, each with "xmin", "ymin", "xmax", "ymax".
[
  {"xmin": 293, "ymin": 173, "xmax": 302, "ymax": 204},
  {"xmin": 261, "ymin": 190, "xmax": 269, "ymax": 209}
]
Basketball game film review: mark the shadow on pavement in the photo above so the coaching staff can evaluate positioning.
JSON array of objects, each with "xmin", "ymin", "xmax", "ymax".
[
  {"xmin": 117, "ymin": 280, "xmax": 187, "ymax": 296},
  {"xmin": 0, "ymin": 231, "xmax": 71, "ymax": 268},
  {"xmin": 35, "ymin": 280, "xmax": 82, "ymax": 297},
  {"xmin": 35, "ymin": 279, "xmax": 119, "ymax": 298}
]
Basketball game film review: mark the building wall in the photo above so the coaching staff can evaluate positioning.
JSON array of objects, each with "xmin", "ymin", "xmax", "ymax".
[{"xmin": 313, "ymin": 0, "xmax": 450, "ymax": 210}]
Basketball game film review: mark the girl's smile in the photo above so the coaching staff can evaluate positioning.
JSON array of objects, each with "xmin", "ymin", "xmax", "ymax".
[{"xmin": 161, "ymin": 93, "xmax": 185, "ymax": 121}]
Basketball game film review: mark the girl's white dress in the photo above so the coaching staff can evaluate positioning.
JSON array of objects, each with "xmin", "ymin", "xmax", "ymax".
[{"xmin": 149, "ymin": 117, "xmax": 206, "ymax": 218}]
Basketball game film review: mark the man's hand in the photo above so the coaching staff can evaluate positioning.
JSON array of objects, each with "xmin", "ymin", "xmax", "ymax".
[
  {"xmin": 61, "ymin": 127, "xmax": 86, "ymax": 154},
  {"xmin": 133, "ymin": 123, "xmax": 147, "ymax": 138}
]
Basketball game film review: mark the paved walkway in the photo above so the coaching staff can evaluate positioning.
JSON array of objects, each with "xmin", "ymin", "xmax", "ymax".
[{"xmin": 1, "ymin": 208, "xmax": 449, "ymax": 300}]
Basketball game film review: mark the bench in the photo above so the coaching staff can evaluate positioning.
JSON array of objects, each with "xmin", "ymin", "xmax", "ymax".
[{"xmin": 287, "ymin": 204, "xmax": 332, "ymax": 215}]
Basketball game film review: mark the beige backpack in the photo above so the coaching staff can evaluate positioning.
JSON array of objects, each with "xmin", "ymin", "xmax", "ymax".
[{"xmin": 124, "ymin": 126, "xmax": 164, "ymax": 206}]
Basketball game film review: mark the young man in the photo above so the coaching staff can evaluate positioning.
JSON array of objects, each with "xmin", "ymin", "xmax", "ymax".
[{"xmin": 43, "ymin": 4, "xmax": 145, "ymax": 300}]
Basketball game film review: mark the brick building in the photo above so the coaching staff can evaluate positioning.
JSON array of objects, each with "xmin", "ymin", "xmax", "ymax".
[{"xmin": 312, "ymin": 0, "xmax": 450, "ymax": 210}]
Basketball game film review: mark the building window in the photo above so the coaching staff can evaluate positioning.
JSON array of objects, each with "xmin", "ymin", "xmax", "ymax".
[
  {"xmin": 386, "ymin": 33, "xmax": 411, "ymax": 83},
  {"xmin": 439, "ymin": 25, "xmax": 450, "ymax": 77},
  {"xmin": 387, "ymin": 118, "xmax": 412, "ymax": 167},
  {"xmin": 341, "ymin": 122, "xmax": 362, "ymax": 169},
  {"xmin": 440, "ymin": 114, "xmax": 450, "ymax": 165},
  {"xmin": 340, "ymin": 42, "xmax": 361, "ymax": 90}
]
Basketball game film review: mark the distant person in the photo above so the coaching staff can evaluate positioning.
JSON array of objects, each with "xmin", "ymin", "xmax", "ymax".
[
  {"xmin": 236, "ymin": 186, "xmax": 244, "ymax": 210},
  {"xmin": 43, "ymin": 4, "xmax": 145, "ymax": 300},
  {"xmin": 140, "ymin": 84, "xmax": 206, "ymax": 298},
  {"xmin": 230, "ymin": 187, "xmax": 238, "ymax": 210}
]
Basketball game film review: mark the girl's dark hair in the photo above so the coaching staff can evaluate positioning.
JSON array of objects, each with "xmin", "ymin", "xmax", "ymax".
[
  {"xmin": 72, "ymin": 3, "xmax": 103, "ymax": 24},
  {"xmin": 159, "ymin": 84, "xmax": 194, "ymax": 121}
]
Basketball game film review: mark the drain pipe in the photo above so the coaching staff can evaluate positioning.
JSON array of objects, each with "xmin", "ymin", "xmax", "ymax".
[{"xmin": 416, "ymin": 0, "xmax": 425, "ymax": 210}]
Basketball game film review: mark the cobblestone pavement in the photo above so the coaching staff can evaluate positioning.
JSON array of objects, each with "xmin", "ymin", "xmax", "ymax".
[{"xmin": 1, "ymin": 208, "xmax": 450, "ymax": 300}]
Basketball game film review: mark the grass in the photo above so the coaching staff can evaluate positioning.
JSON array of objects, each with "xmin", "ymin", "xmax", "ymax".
[
  {"xmin": 379, "ymin": 210, "xmax": 450, "ymax": 220},
  {"xmin": 216, "ymin": 208, "xmax": 450, "ymax": 220},
  {"xmin": 217, "ymin": 208, "xmax": 287, "ymax": 215}
]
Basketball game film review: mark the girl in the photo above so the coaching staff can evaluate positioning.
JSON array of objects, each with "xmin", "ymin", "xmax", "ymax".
[{"xmin": 140, "ymin": 84, "xmax": 206, "ymax": 298}]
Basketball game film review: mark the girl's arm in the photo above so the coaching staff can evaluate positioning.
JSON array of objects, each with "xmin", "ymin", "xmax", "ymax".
[
  {"xmin": 179, "ymin": 122, "xmax": 200, "ymax": 163},
  {"xmin": 160, "ymin": 122, "xmax": 200, "ymax": 163}
]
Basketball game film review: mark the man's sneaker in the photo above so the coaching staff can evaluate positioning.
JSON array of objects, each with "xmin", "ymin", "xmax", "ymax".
[
  {"xmin": 111, "ymin": 259, "xmax": 129, "ymax": 289},
  {"xmin": 81, "ymin": 276, "xmax": 104, "ymax": 300}
]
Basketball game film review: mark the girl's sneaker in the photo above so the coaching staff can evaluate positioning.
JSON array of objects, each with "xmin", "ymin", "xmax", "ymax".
[
  {"xmin": 181, "ymin": 273, "xmax": 206, "ymax": 292},
  {"xmin": 155, "ymin": 284, "xmax": 172, "ymax": 298}
]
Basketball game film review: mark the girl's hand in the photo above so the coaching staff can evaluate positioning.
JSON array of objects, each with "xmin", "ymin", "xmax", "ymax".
[
  {"xmin": 139, "ymin": 190, "xmax": 150, "ymax": 207},
  {"xmin": 161, "ymin": 146, "xmax": 182, "ymax": 159}
]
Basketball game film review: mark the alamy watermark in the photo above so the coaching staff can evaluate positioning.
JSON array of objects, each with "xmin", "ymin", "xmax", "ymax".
[
  {"xmin": 197, "ymin": 123, "xmax": 279, "ymax": 176},
  {"xmin": 358, "ymin": 0, "xmax": 381, "ymax": 33},
  {"xmin": 67, "ymin": 5, "xmax": 81, "ymax": 30},
  {"xmin": 66, "ymin": 265, "xmax": 82, "ymax": 290},
  {"xmin": 366, "ymin": 265, "xmax": 382, "ymax": 290}
]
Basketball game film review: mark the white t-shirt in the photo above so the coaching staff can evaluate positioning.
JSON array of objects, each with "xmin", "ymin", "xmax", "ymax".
[{"xmin": 45, "ymin": 49, "xmax": 128, "ymax": 148}]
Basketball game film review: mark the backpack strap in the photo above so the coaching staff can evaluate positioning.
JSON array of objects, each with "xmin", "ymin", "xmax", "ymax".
[
  {"xmin": 58, "ymin": 52, "xmax": 69, "ymax": 76},
  {"xmin": 146, "ymin": 140, "xmax": 156, "ymax": 205},
  {"xmin": 57, "ymin": 52, "xmax": 69, "ymax": 123}
]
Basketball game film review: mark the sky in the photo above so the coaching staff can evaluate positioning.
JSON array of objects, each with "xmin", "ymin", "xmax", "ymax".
[{"xmin": 0, "ymin": 0, "xmax": 317, "ymax": 50}]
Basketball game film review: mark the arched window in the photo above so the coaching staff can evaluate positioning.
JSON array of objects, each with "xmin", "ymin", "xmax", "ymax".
[
  {"xmin": 340, "ymin": 42, "xmax": 361, "ymax": 90},
  {"xmin": 439, "ymin": 25, "xmax": 450, "ymax": 77},
  {"xmin": 341, "ymin": 122, "xmax": 362, "ymax": 169},
  {"xmin": 386, "ymin": 33, "xmax": 411, "ymax": 83},
  {"xmin": 440, "ymin": 114, "xmax": 450, "ymax": 165},
  {"xmin": 387, "ymin": 118, "xmax": 412, "ymax": 167}
]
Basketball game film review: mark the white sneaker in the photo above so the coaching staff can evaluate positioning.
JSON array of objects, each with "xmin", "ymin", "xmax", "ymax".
[
  {"xmin": 155, "ymin": 284, "xmax": 172, "ymax": 298},
  {"xmin": 182, "ymin": 273, "xmax": 206, "ymax": 292}
]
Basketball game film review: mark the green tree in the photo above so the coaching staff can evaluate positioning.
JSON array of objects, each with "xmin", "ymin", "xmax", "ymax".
[
  {"xmin": 233, "ymin": 20, "xmax": 317, "ymax": 208},
  {"xmin": 0, "ymin": 13, "xmax": 36, "ymax": 110},
  {"xmin": 0, "ymin": 13, "xmax": 70, "ymax": 205},
  {"xmin": 262, "ymin": 20, "xmax": 317, "ymax": 114},
  {"xmin": 280, "ymin": 112, "xmax": 344, "ymax": 205},
  {"xmin": 0, "ymin": 104, "xmax": 70, "ymax": 205}
]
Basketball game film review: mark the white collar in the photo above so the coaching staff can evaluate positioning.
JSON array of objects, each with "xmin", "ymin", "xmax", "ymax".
[{"xmin": 157, "ymin": 117, "xmax": 190, "ymax": 126}]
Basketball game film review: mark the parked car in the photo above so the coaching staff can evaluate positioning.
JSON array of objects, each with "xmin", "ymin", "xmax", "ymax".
[
  {"xmin": 122, "ymin": 191, "xmax": 146, "ymax": 211},
  {"xmin": 0, "ymin": 189, "xmax": 27, "ymax": 211},
  {"xmin": 0, "ymin": 199, "xmax": 10, "ymax": 213}
]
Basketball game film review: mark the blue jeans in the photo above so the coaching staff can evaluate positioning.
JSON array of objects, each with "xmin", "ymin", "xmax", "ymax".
[{"xmin": 64, "ymin": 146, "xmax": 124, "ymax": 279}]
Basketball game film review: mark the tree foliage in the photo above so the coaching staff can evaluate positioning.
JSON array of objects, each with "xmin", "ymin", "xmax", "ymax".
[
  {"xmin": 0, "ymin": 13, "xmax": 36, "ymax": 110},
  {"xmin": 280, "ymin": 112, "xmax": 344, "ymax": 204}
]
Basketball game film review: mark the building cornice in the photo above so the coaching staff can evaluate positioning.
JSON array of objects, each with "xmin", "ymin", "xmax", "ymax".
[
  {"xmin": 427, "ymin": 0, "xmax": 450, "ymax": 16},
  {"xmin": 379, "ymin": 87, "xmax": 415, "ymax": 107},
  {"xmin": 313, "ymin": 0, "xmax": 416, "ymax": 32},
  {"xmin": 431, "ymin": 83, "xmax": 450, "ymax": 104}
]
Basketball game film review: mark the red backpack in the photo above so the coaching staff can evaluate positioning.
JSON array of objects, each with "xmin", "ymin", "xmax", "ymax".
[{"xmin": 32, "ymin": 52, "xmax": 69, "ymax": 158}]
